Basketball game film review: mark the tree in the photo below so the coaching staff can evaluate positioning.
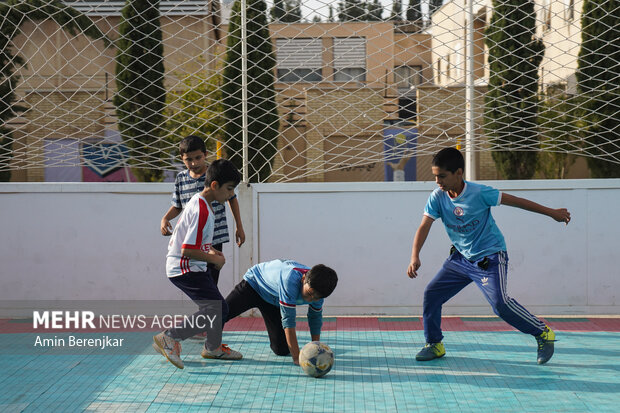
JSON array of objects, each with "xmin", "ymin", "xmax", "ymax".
[
  {"xmin": 389, "ymin": 0, "xmax": 403, "ymax": 21},
  {"xmin": 114, "ymin": 0, "xmax": 166, "ymax": 182},
  {"xmin": 0, "ymin": 0, "xmax": 107, "ymax": 181},
  {"xmin": 575, "ymin": 0, "xmax": 620, "ymax": 177},
  {"xmin": 406, "ymin": 0, "xmax": 422, "ymax": 22},
  {"xmin": 337, "ymin": 0, "xmax": 383, "ymax": 21},
  {"xmin": 163, "ymin": 68, "xmax": 224, "ymax": 156},
  {"xmin": 366, "ymin": 0, "xmax": 383, "ymax": 21},
  {"xmin": 223, "ymin": 0, "xmax": 279, "ymax": 182},
  {"xmin": 270, "ymin": 0, "xmax": 286, "ymax": 21},
  {"xmin": 337, "ymin": 0, "xmax": 366, "ymax": 21},
  {"xmin": 428, "ymin": 0, "xmax": 444, "ymax": 19},
  {"xmin": 484, "ymin": 0, "xmax": 544, "ymax": 179},
  {"xmin": 536, "ymin": 91, "xmax": 579, "ymax": 179},
  {"xmin": 270, "ymin": 0, "xmax": 301, "ymax": 23}
]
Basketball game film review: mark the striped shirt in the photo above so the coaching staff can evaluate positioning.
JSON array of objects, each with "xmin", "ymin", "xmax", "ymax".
[{"xmin": 171, "ymin": 169, "xmax": 234, "ymax": 245}]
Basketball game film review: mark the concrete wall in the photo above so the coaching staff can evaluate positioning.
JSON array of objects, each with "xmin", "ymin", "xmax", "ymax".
[{"xmin": 1, "ymin": 180, "xmax": 619, "ymax": 316}]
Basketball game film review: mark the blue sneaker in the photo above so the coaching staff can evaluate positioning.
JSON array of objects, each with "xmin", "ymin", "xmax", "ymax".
[
  {"xmin": 536, "ymin": 326, "xmax": 556, "ymax": 364},
  {"xmin": 416, "ymin": 342, "xmax": 446, "ymax": 361}
]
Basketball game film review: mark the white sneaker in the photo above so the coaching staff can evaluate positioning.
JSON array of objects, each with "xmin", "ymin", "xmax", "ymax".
[
  {"xmin": 201, "ymin": 344, "xmax": 243, "ymax": 360},
  {"xmin": 153, "ymin": 332, "xmax": 184, "ymax": 369}
]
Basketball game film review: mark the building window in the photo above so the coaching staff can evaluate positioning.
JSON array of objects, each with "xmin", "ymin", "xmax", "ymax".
[
  {"xmin": 277, "ymin": 68, "xmax": 322, "ymax": 82},
  {"xmin": 334, "ymin": 68, "xmax": 365, "ymax": 82},
  {"xmin": 394, "ymin": 66, "xmax": 422, "ymax": 90},
  {"xmin": 333, "ymin": 37, "xmax": 366, "ymax": 82},
  {"xmin": 276, "ymin": 38, "xmax": 322, "ymax": 83},
  {"xmin": 398, "ymin": 98, "xmax": 417, "ymax": 120}
]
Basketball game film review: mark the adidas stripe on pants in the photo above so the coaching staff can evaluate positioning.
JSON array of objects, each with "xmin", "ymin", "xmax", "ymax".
[{"xmin": 422, "ymin": 250, "xmax": 545, "ymax": 344}]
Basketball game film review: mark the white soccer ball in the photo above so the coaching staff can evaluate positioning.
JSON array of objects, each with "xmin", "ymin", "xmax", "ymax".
[{"xmin": 299, "ymin": 341, "xmax": 334, "ymax": 378}]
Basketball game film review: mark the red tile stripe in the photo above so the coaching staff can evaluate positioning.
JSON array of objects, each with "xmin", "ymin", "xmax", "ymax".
[{"xmin": 2, "ymin": 317, "xmax": 619, "ymax": 334}]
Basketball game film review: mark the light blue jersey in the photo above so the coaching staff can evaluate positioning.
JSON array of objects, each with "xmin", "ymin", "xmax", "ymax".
[
  {"xmin": 424, "ymin": 181, "xmax": 506, "ymax": 261},
  {"xmin": 243, "ymin": 259, "xmax": 323, "ymax": 335}
]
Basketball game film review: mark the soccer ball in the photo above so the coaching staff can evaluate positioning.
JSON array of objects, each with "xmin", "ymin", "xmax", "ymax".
[{"xmin": 299, "ymin": 341, "xmax": 334, "ymax": 378}]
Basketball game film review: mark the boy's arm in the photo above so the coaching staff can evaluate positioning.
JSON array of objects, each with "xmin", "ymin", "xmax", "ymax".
[
  {"xmin": 500, "ymin": 193, "xmax": 571, "ymax": 224},
  {"xmin": 407, "ymin": 215, "xmax": 435, "ymax": 279},
  {"xmin": 307, "ymin": 304, "xmax": 322, "ymax": 341},
  {"xmin": 284, "ymin": 327, "xmax": 301, "ymax": 365},
  {"xmin": 227, "ymin": 197, "xmax": 246, "ymax": 246},
  {"xmin": 280, "ymin": 299, "xmax": 301, "ymax": 364},
  {"xmin": 161, "ymin": 206, "xmax": 182, "ymax": 236},
  {"xmin": 181, "ymin": 247, "xmax": 225, "ymax": 269}
]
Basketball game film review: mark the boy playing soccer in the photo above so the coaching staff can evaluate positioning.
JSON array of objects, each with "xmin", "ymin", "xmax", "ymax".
[
  {"xmin": 160, "ymin": 135, "xmax": 245, "ymax": 285},
  {"xmin": 153, "ymin": 159, "xmax": 243, "ymax": 369},
  {"xmin": 407, "ymin": 148, "xmax": 571, "ymax": 364},
  {"xmin": 225, "ymin": 259, "xmax": 338, "ymax": 365}
]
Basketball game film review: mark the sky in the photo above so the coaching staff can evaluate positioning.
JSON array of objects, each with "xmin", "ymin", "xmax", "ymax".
[{"xmin": 222, "ymin": 0, "xmax": 435, "ymax": 23}]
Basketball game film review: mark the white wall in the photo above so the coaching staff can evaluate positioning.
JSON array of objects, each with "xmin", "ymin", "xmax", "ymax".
[{"xmin": 1, "ymin": 180, "xmax": 619, "ymax": 316}]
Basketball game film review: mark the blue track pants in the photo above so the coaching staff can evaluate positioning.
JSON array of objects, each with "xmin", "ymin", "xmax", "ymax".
[{"xmin": 423, "ymin": 250, "xmax": 546, "ymax": 344}]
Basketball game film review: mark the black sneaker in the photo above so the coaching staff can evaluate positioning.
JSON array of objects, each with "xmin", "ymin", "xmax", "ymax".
[{"xmin": 536, "ymin": 326, "xmax": 556, "ymax": 365}]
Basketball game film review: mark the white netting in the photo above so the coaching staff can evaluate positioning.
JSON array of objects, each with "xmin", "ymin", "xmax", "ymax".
[{"xmin": 0, "ymin": 0, "xmax": 618, "ymax": 182}]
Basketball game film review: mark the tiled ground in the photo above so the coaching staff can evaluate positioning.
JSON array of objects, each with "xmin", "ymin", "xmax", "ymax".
[{"xmin": 1, "ymin": 317, "xmax": 619, "ymax": 412}]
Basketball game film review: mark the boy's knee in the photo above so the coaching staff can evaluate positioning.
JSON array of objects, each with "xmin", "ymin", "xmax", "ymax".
[
  {"xmin": 423, "ymin": 287, "xmax": 441, "ymax": 304},
  {"xmin": 271, "ymin": 344, "xmax": 290, "ymax": 356}
]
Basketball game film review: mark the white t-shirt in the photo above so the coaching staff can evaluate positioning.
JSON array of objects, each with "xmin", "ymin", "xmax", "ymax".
[{"xmin": 166, "ymin": 193, "xmax": 214, "ymax": 278}]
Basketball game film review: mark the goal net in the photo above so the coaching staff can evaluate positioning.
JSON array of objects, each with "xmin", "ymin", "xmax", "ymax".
[{"xmin": 1, "ymin": 0, "xmax": 618, "ymax": 183}]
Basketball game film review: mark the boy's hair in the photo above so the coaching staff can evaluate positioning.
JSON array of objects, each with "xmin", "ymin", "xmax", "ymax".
[
  {"xmin": 205, "ymin": 159, "xmax": 241, "ymax": 187},
  {"xmin": 432, "ymin": 147, "xmax": 465, "ymax": 173},
  {"xmin": 179, "ymin": 135, "xmax": 206, "ymax": 155},
  {"xmin": 305, "ymin": 264, "xmax": 338, "ymax": 299}
]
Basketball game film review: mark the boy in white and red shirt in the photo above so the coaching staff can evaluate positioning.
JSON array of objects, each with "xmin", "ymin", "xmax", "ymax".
[{"xmin": 153, "ymin": 159, "xmax": 243, "ymax": 370}]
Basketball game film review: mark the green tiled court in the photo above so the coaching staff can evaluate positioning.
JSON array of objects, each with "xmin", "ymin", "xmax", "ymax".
[{"xmin": 1, "ymin": 318, "xmax": 620, "ymax": 412}]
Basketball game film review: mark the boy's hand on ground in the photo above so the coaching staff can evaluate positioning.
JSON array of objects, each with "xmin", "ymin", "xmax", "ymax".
[
  {"xmin": 407, "ymin": 258, "xmax": 421, "ymax": 279},
  {"xmin": 235, "ymin": 227, "xmax": 246, "ymax": 246},
  {"xmin": 292, "ymin": 357, "xmax": 300, "ymax": 366},
  {"xmin": 160, "ymin": 218, "xmax": 173, "ymax": 236},
  {"xmin": 550, "ymin": 208, "xmax": 571, "ymax": 225}
]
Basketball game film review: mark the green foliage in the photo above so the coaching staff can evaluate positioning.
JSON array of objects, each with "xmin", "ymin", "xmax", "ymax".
[
  {"xmin": 389, "ymin": 0, "xmax": 403, "ymax": 21},
  {"xmin": 271, "ymin": 0, "xmax": 302, "ymax": 23},
  {"xmin": 367, "ymin": 0, "xmax": 383, "ymax": 21},
  {"xmin": 406, "ymin": 0, "xmax": 422, "ymax": 22},
  {"xmin": 163, "ymin": 69, "xmax": 223, "ymax": 156},
  {"xmin": 113, "ymin": 0, "xmax": 166, "ymax": 182},
  {"xmin": 0, "ymin": 0, "xmax": 108, "ymax": 181},
  {"xmin": 223, "ymin": 0, "xmax": 279, "ymax": 183},
  {"xmin": 337, "ymin": 0, "xmax": 382, "ymax": 21},
  {"xmin": 428, "ymin": 0, "xmax": 444, "ymax": 18},
  {"xmin": 484, "ymin": 0, "xmax": 544, "ymax": 179},
  {"xmin": 575, "ymin": 0, "xmax": 620, "ymax": 177},
  {"xmin": 536, "ymin": 92, "xmax": 579, "ymax": 179}
]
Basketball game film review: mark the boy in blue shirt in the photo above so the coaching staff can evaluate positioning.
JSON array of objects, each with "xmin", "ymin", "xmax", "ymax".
[
  {"xmin": 407, "ymin": 148, "xmax": 571, "ymax": 364},
  {"xmin": 225, "ymin": 259, "xmax": 338, "ymax": 365}
]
